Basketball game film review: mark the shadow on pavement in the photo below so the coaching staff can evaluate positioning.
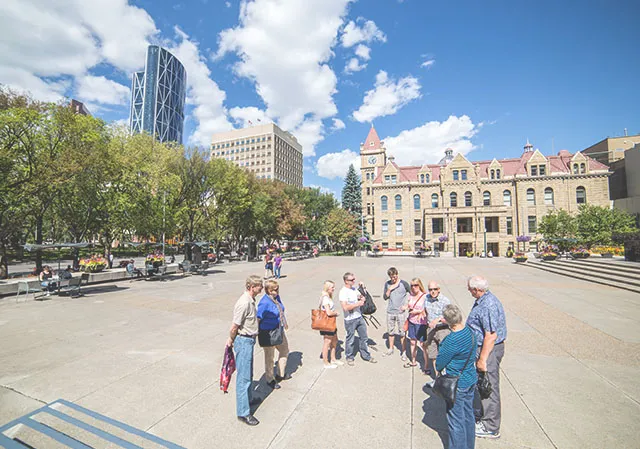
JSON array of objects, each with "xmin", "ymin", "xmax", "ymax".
[
  {"xmin": 421, "ymin": 385, "xmax": 448, "ymax": 448},
  {"xmin": 82, "ymin": 285, "xmax": 131, "ymax": 296}
]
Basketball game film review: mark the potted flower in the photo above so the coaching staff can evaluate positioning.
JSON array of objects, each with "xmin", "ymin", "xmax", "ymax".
[
  {"xmin": 541, "ymin": 250, "xmax": 558, "ymax": 261},
  {"xmin": 570, "ymin": 247, "xmax": 590, "ymax": 259},
  {"xmin": 146, "ymin": 254, "xmax": 165, "ymax": 268},
  {"xmin": 591, "ymin": 245, "xmax": 620, "ymax": 258},
  {"xmin": 506, "ymin": 248, "xmax": 514, "ymax": 258},
  {"xmin": 439, "ymin": 235, "xmax": 449, "ymax": 243},
  {"xmin": 513, "ymin": 252, "xmax": 528, "ymax": 263},
  {"xmin": 465, "ymin": 251, "xmax": 474, "ymax": 258},
  {"xmin": 79, "ymin": 255, "xmax": 108, "ymax": 272}
]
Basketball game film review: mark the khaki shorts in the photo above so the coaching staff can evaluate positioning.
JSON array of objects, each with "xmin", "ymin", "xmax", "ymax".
[
  {"xmin": 426, "ymin": 326, "xmax": 451, "ymax": 358},
  {"xmin": 387, "ymin": 312, "xmax": 407, "ymax": 336}
]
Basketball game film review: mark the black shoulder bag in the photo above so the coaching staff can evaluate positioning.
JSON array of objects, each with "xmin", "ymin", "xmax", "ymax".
[{"xmin": 432, "ymin": 332, "xmax": 476, "ymax": 408}]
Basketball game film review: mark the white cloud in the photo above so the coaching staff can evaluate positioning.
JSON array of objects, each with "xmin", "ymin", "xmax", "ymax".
[
  {"xmin": 420, "ymin": 59, "xmax": 435, "ymax": 69},
  {"xmin": 341, "ymin": 19, "xmax": 386, "ymax": 48},
  {"xmin": 225, "ymin": 1, "xmax": 232, "ymax": 7},
  {"xmin": 354, "ymin": 44, "xmax": 371, "ymax": 60},
  {"xmin": 345, "ymin": 57, "xmax": 367, "ymax": 73},
  {"xmin": 331, "ymin": 118, "xmax": 346, "ymax": 131},
  {"xmin": 169, "ymin": 27, "xmax": 233, "ymax": 146},
  {"xmin": 383, "ymin": 115, "xmax": 479, "ymax": 165},
  {"xmin": 316, "ymin": 148, "xmax": 360, "ymax": 179},
  {"xmin": 229, "ymin": 106, "xmax": 271, "ymax": 127},
  {"xmin": 216, "ymin": 0, "xmax": 353, "ymax": 156},
  {"xmin": 76, "ymin": 75, "xmax": 130, "ymax": 105},
  {"xmin": 352, "ymin": 70, "xmax": 421, "ymax": 122}
]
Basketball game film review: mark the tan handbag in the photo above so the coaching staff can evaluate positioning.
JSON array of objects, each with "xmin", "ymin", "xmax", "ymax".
[{"xmin": 311, "ymin": 296, "xmax": 337, "ymax": 332}]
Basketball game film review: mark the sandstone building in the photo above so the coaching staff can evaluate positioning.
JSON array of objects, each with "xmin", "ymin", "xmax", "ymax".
[
  {"xmin": 360, "ymin": 126, "xmax": 611, "ymax": 256},
  {"xmin": 210, "ymin": 123, "xmax": 303, "ymax": 187}
]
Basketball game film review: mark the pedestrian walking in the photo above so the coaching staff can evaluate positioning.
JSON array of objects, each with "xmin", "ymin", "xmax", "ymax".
[
  {"xmin": 264, "ymin": 250, "xmax": 274, "ymax": 279},
  {"xmin": 382, "ymin": 267, "xmax": 410, "ymax": 361},
  {"xmin": 226, "ymin": 275, "xmax": 264, "ymax": 426},
  {"xmin": 257, "ymin": 279, "xmax": 290, "ymax": 389},
  {"xmin": 466, "ymin": 275, "xmax": 507, "ymax": 439},
  {"xmin": 273, "ymin": 253, "xmax": 283, "ymax": 279},
  {"xmin": 339, "ymin": 272, "xmax": 377, "ymax": 366}
]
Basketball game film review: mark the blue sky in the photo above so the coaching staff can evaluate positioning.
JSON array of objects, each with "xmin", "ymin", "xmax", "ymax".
[{"xmin": 1, "ymin": 0, "xmax": 639, "ymax": 197}]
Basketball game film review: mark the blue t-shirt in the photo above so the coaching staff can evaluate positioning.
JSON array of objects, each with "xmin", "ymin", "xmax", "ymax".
[
  {"xmin": 257, "ymin": 294, "xmax": 285, "ymax": 330},
  {"xmin": 435, "ymin": 326, "xmax": 478, "ymax": 390}
]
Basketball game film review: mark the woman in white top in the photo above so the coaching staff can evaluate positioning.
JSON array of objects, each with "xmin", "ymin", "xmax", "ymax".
[{"xmin": 320, "ymin": 280, "xmax": 342, "ymax": 368}]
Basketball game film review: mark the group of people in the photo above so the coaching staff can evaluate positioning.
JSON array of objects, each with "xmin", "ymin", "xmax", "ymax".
[
  {"xmin": 38, "ymin": 265, "xmax": 74, "ymax": 296},
  {"xmin": 263, "ymin": 250, "xmax": 283, "ymax": 279},
  {"xmin": 226, "ymin": 269, "xmax": 507, "ymax": 449}
]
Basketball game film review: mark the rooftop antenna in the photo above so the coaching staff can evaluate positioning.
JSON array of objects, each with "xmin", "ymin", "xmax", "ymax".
[{"xmin": 624, "ymin": 128, "xmax": 628, "ymax": 137}]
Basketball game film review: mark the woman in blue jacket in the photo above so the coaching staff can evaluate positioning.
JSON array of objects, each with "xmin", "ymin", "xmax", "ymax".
[{"xmin": 257, "ymin": 279, "xmax": 290, "ymax": 389}]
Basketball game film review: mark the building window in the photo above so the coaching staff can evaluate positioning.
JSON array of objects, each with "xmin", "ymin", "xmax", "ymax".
[
  {"xmin": 425, "ymin": 174, "xmax": 430, "ymax": 183},
  {"xmin": 382, "ymin": 242, "xmax": 389, "ymax": 249},
  {"xmin": 506, "ymin": 217, "xmax": 513, "ymax": 235},
  {"xmin": 531, "ymin": 165, "xmax": 538, "ymax": 176},
  {"xmin": 539, "ymin": 165, "xmax": 546, "ymax": 176},
  {"xmin": 395, "ymin": 219, "xmax": 403, "ymax": 236},
  {"xmin": 381, "ymin": 220, "xmax": 389, "ymax": 236},
  {"xmin": 457, "ymin": 217, "xmax": 473, "ymax": 233},
  {"xmin": 528, "ymin": 216, "xmax": 537, "ymax": 234},
  {"xmin": 576, "ymin": 186, "xmax": 586, "ymax": 204},
  {"xmin": 580, "ymin": 163, "xmax": 586, "ymax": 174},
  {"xmin": 503, "ymin": 190, "xmax": 512, "ymax": 206},
  {"xmin": 395, "ymin": 194, "xmax": 402, "ymax": 210},
  {"xmin": 367, "ymin": 204, "xmax": 371, "ymax": 215},
  {"xmin": 461, "ymin": 169, "xmax": 468, "ymax": 180},
  {"xmin": 464, "ymin": 191, "xmax": 472, "ymax": 207},
  {"xmin": 573, "ymin": 164, "xmax": 579, "ymax": 174},
  {"xmin": 544, "ymin": 187, "xmax": 554, "ymax": 205},
  {"xmin": 395, "ymin": 242, "xmax": 403, "ymax": 250},
  {"xmin": 490, "ymin": 169, "xmax": 495, "ymax": 180},
  {"xmin": 450, "ymin": 192, "xmax": 457, "ymax": 207},
  {"xmin": 431, "ymin": 193, "xmax": 439, "ymax": 208},
  {"xmin": 420, "ymin": 174, "xmax": 424, "ymax": 183},
  {"xmin": 527, "ymin": 188, "xmax": 536, "ymax": 205},
  {"xmin": 384, "ymin": 175, "xmax": 390, "ymax": 184},
  {"xmin": 453, "ymin": 170, "xmax": 459, "ymax": 181},
  {"xmin": 432, "ymin": 218, "xmax": 443, "ymax": 234},
  {"xmin": 391, "ymin": 175, "xmax": 397, "ymax": 184},
  {"xmin": 485, "ymin": 216, "xmax": 499, "ymax": 232},
  {"xmin": 366, "ymin": 187, "xmax": 371, "ymax": 195},
  {"xmin": 414, "ymin": 219, "xmax": 422, "ymax": 236},
  {"xmin": 413, "ymin": 194, "xmax": 421, "ymax": 210},
  {"xmin": 496, "ymin": 169, "xmax": 501, "ymax": 179},
  {"xmin": 366, "ymin": 173, "xmax": 370, "ymax": 181},
  {"xmin": 483, "ymin": 191, "xmax": 491, "ymax": 206},
  {"xmin": 381, "ymin": 196, "xmax": 388, "ymax": 211}
]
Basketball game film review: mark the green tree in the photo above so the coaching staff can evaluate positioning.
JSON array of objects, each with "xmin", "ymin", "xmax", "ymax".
[
  {"xmin": 575, "ymin": 204, "xmax": 637, "ymax": 247},
  {"xmin": 341, "ymin": 164, "xmax": 361, "ymax": 215},
  {"xmin": 538, "ymin": 209, "xmax": 577, "ymax": 250},
  {"xmin": 325, "ymin": 208, "xmax": 359, "ymax": 252}
]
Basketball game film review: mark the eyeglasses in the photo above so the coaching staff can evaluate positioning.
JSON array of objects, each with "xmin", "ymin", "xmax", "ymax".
[
  {"xmin": 410, "ymin": 284, "xmax": 420, "ymax": 287},
  {"xmin": 428, "ymin": 288, "xmax": 440, "ymax": 291},
  {"xmin": 346, "ymin": 278, "xmax": 355, "ymax": 282}
]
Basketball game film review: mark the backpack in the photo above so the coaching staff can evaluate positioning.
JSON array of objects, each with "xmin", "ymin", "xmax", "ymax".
[{"xmin": 358, "ymin": 285, "xmax": 377, "ymax": 315}]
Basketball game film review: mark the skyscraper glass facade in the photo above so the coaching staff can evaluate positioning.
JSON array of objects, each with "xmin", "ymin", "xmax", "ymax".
[{"xmin": 129, "ymin": 45, "xmax": 187, "ymax": 144}]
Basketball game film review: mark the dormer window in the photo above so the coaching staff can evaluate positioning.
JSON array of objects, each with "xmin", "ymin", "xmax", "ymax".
[
  {"xmin": 490, "ymin": 169, "xmax": 495, "ymax": 180},
  {"xmin": 461, "ymin": 170, "xmax": 468, "ymax": 180},
  {"xmin": 539, "ymin": 165, "xmax": 546, "ymax": 176},
  {"xmin": 391, "ymin": 175, "xmax": 397, "ymax": 184},
  {"xmin": 580, "ymin": 163, "xmax": 585, "ymax": 174},
  {"xmin": 496, "ymin": 169, "xmax": 501, "ymax": 179},
  {"xmin": 453, "ymin": 170, "xmax": 459, "ymax": 181},
  {"xmin": 420, "ymin": 174, "xmax": 424, "ymax": 183},
  {"xmin": 425, "ymin": 174, "xmax": 429, "ymax": 183},
  {"xmin": 370, "ymin": 142, "xmax": 374, "ymax": 146},
  {"xmin": 573, "ymin": 164, "xmax": 579, "ymax": 174},
  {"xmin": 531, "ymin": 166, "xmax": 538, "ymax": 176}
]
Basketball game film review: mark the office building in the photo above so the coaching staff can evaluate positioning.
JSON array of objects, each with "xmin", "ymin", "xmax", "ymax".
[
  {"xmin": 360, "ymin": 125, "xmax": 611, "ymax": 255},
  {"xmin": 129, "ymin": 45, "xmax": 187, "ymax": 144},
  {"xmin": 210, "ymin": 123, "xmax": 303, "ymax": 187}
]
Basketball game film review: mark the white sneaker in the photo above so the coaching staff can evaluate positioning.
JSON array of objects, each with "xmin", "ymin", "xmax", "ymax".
[
  {"xmin": 332, "ymin": 360, "xmax": 344, "ymax": 366},
  {"xmin": 324, "ymin": 364, "xmax": 338, "ymax": 369},
  {"xmin": 401, "ymin": 353, "xmax": 407, "ymax": 362},
  {"xmin": 382, "ymin": 349, "xmax": 394, "ymax": 357}
]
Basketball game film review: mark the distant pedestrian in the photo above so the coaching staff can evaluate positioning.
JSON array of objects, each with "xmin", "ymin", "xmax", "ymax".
[
  {"xmin": 319, "ymin": 280, "xmax": 341, "ymax": 368},
  {"xmin": 405, "ymin": 278, "xmax": 428, "ymax": 371},
  {"xmin": 108, "ymin": 252, "xmax": 114, "ymax": 269},
  {"xmin": 340, "ymin": 272, "xmax": 377, "ymax": 366},
  {"xmin": 436, "ymin": 304, "xmax": 478, "ymax": 449},
  {"xmin": 424, "ymin": 281, "xmax": 451, "ymax": 378},
  {"xmin": 274, "ymin": 253, "xmax": 283, "ymax": 279},
  {"xmin": 257, "ymin": 280, "xmax": 290, "ymax": 390},
  {"xmin": 264, "ymin": 250, "xmax": 274, "ymax": 279},
  {"xmin": 226, "ymin": 275, "xmax": 264, "ymax": 426},
  {"xmin": 382, "ymin": 267, "xmax": 410, "ymax": 360},
  {"xmin": 466, "ymin": 275, "xmax": 507, "ymax": 439}
]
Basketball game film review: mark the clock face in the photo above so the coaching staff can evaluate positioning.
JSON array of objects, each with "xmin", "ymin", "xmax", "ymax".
[{"xmin": 368, "ymin": 156, "xmax": 377, "ymax": 165}]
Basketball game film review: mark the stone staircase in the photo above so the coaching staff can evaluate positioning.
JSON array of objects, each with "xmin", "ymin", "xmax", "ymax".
[{"xmin": 522, "ymin": 257, "xmax": 640, "ymax": 294}]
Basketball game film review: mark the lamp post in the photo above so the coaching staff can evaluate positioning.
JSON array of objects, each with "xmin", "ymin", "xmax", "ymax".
[
  {"xmin": 162, "ymin": 191, "xmax": 166, "ymax": 261},
  {"xmin": 453, "ymin": 231, "xmax": 457, "ymax": 257}
]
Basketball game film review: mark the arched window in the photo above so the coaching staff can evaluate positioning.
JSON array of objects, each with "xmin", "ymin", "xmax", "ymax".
[
  {"xmin": 420, "ymin": 174, "xmax": 425, "ymax": 183},
  {"xmin": 576, "ymin": 186, "xmax": 586, "ymax": 204},
  {"xmin": 450, "ymin": 192, "xmax": 457, "ymax": 207},
  {"xmin": 431, "ymin": 193, "xmax": 439, "ymax": 208},
  {"xmin": 503, "ymin": 190, "xmax": 512, "ymax": 207},
  {"xmin": 580, "ymin": 163, "xmax": 586, "ymax": 174},
  {"xmin": 425, "ymin": 174, "xmax": 430, "ymax": 183},
  {"xmin": 464, "ymin": 191, "xmax": 472, "ymax": 207},
  {"xmin": 381, "ymin": 195, "xmax": 388, "ymax": 211},
  {"xmin": 573, "ymin": 164, "xmax": 579, "ymax": 174},
  {"xmin": 490, "ymin": 169, "xmax": 495, "ymax": 180},
  {"xmin": 527, "ymin": 188, "xmax": 536, "ymax": 205},
  {"xmin": 395, "ymin": 194, "xmax": 402, "ymax": 210},
  {"xmin": 483, "ymin": 191, "xmax": 491, "ymax": 206},
  {"xmin": 496, "ymin": 169, "xmax": 501, "ymax": 179},
  {"xmin": 544, "ymin": 187, "xmax": 554, "ymax": 205},
  {"xmin": 413, "ymin": 194, "xmax": 421, "ymax": 210}
]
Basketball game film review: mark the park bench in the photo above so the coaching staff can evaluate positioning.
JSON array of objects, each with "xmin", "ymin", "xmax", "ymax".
[
  {"xmin": 145, "ymin": 264, "xmax": 167, "ymax": 281},
  {"xmin": 16, "ymin": 280, "xmax": 45, "ymax": 301},
  {"xmin": 58, "ymin": 277, "xmax": 83, "ymax": 297},
  {"xmin": 195, "ymin": 261, "xmax": 209, "ymax": 275}
]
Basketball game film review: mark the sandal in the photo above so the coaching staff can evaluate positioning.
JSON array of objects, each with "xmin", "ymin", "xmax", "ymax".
[{"xmin": 404, "ymin": 362, "xmax": 417, "ymax": 368}]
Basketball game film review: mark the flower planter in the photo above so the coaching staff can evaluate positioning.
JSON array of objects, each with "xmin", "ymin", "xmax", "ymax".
[
  {"xmin": 152, "ymin": 261, "xmax": 163, "ymax": 268},
  {"xmin": 514, "ymin": 257, "xmax": 527, "ymax": 263},
  {"xmin": 85, "ymin": 265, "xmax": 105, "ymax": 273},
  {"xmin": 600, "ymin": 253, "xmax": 613, "ymax": 258},
  {"xmin": 571, "ymin": 253, "xmax": 590, "ymax": 259},
  {"xmin": 542, "ymin": 255, "xmax": 558, "ymax": 261}
]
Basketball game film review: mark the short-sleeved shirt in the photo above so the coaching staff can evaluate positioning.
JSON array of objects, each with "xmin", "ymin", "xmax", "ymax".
[
  {"xmin": 321, "ymin": 294, "xmax": 335, "ymax": 312},
  {"xmin": 257, "ymin": 294, "xmax": 285, "ymax": 330},
  {"xmin": 425, "ymin": 293, "xmax": 451, "ymax": 322},
  {"xmin": 274, "ymin": 256, "xmax": 282, "ymax": 267},
  {"xmin": 233, "ymin": 291, "xmax": 259, "ymax": 336},
  {"xmin": 407, "ymin": 293, "xmax": 427, "ymax": 325},
  {"xmin": 466, "ymin": 291, "xmax": 507, "ymax": 347},
  {"xmin": 339, "ymin": 286, "xmax": 361, "ymax": 321},
  {"xmin": 383, "ymin": 280, "xmax": 410, "ymax": 314}
]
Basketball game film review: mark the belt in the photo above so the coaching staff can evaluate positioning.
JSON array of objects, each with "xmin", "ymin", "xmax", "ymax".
[
  {"xmin": 495, "ymin": 341, "xmax": 505, "ymax": 345},
  {"xmin": 238, "ymin": 334, "xmax": 256, "ymax": 339}
]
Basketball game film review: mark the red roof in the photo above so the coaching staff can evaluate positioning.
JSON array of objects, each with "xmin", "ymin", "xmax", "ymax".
[{"xmin": 362, "ymin": 125, "xmax": 382, "ymax": 150}]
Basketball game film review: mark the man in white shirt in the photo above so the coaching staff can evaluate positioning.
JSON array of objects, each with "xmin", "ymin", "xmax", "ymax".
[{"xmin": 340, "ymin": 272, "xmax": 377, "ymax": 366}]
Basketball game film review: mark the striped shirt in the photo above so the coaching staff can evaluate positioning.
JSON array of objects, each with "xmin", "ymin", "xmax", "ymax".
[{"xmin": 435, "ymin": 326, "xmax": 478, "ymax": 390}]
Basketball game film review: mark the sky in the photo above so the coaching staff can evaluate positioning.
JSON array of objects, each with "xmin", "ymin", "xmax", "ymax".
[{"xmin": 1, "ymin": 0, "xmax": 639, "ymax": 198}]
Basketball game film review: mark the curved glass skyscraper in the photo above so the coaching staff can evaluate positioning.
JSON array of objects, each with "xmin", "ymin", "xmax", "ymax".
[{"xmin": 129, "ymin": 45, "xmax": 187, "ymax": 144}]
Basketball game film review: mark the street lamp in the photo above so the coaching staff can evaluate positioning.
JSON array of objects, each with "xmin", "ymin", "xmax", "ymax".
[{"xmin": 162, "ymin": 191, "xmax": 166, "ymax": 261}]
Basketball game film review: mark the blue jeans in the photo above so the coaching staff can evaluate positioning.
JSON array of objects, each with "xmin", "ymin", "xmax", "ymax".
[
  {"xmin": 274, "ymin": 265, "xmax": 281, "ymax": 278},
  {"xmin": 344, "ymin": 316, "xmax": 371, "ymax": 361},
  {"xmin": 447, "ymin": 385, "xmax": 475, "ymax": 449},
  {"xmin": 234, "ymin": 335, "xmax": 255, "ymax": 417}
]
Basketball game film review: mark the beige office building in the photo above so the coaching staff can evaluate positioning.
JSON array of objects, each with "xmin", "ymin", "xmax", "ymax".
[
  {"xmin": 210, "ymin": 123, "xmax": 303, "ymax": 187},
  {"xmin": 582, "ymin": 134, "xmax": 640, "ymax": 165},
  {"xmin": 360, "ymin": 126, "xmax": 611, "ymax": 256}
]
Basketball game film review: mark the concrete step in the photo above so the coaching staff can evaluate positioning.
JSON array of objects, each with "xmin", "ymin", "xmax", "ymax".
[
  {"xmin": 544, "ymin": 259, "xmax": 640, "ymax": 278},
  {"xmin": 522, "ymin": 260, "xmax": 640, "ymax": 294},
  {"xmin": 561, "ymin": 258, "xmax": 640, "ymax": 275}
]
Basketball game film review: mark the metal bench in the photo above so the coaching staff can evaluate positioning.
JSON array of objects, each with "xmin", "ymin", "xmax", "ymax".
[
  {"xmin": 58, "ymin": 277, "xmax": 83, "ymax": 297},
  {"xmin": 16, "ymin": 280, "xmax": 44, "ymax": 302}
]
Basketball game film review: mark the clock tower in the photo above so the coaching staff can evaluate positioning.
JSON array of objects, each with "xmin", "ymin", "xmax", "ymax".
[{"xmin": 360, "ymin": 124, "xmax": 386, "ymax": 236}]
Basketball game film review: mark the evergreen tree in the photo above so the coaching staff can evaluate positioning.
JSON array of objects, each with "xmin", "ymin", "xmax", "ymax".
[{"xmin": 341, "ymin": 164, "xmax": 362, "ymax": 215}]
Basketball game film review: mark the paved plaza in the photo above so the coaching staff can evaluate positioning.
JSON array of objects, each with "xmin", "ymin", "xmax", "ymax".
[{"xmin": 1, "ymin": 256, "xmax": 639, "ymax": 448}]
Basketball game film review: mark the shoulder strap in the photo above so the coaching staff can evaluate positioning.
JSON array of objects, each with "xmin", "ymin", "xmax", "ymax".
[{"xmin": 460, "ymin": 330, "xmax": 476, "ymax": 374}]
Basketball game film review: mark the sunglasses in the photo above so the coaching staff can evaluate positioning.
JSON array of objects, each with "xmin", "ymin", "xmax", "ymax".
[
  {"xmin": 429, "ymin": 288, "xmax": 440, "ymax": 291},
  {"xmin": 346, "ymin": 278, "xmax": 355, "ymax": 281},
  {"xmin": 410, "ymin": 284, "xmax": 420, "ymax": 287}
]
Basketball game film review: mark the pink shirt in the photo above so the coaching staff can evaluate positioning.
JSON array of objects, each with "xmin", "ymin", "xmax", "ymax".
[{"xmin": 407, "ymin": 293, "xmax": 427, "ymax": 325}]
